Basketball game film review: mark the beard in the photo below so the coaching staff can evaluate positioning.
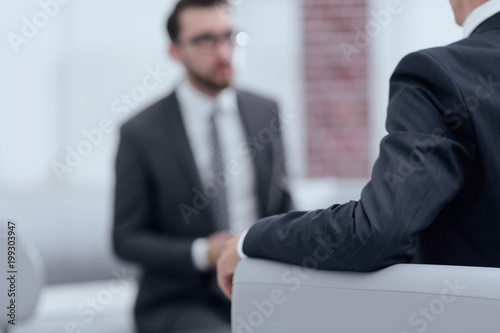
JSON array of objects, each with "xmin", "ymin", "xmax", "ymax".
[{"xmin": 186, "ymin": 64, "xmax": 233, "ymax": 93}]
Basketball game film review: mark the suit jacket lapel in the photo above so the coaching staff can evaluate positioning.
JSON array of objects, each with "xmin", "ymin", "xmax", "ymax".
[
  {"xmin": 237, "ymin": 91, "xmax": 269, "ymax": 217},
  {"xmin": 161, "ymin": 92, "xmax": 204, "ymax": 193}
]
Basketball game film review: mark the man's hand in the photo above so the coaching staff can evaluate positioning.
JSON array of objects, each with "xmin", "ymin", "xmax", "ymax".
[
  {"xmin": 217, "ymin": 235, "xmax": 242, "ymax": 300},
  {"xmin": 207, "ymin": 232, "xmax": 234, "ymax": 268}
]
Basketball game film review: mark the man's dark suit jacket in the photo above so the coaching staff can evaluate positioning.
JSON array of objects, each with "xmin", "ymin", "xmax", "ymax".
[
  {"xmin": 113, "ymin": 90, "xmax": 293, "ymax": 330},
  {"xmin": 242, "ymin": 13, "xmax": 500, "ymax": 271}
]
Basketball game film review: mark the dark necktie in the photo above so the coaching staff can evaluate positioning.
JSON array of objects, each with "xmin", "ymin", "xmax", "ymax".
[{"xmin": 208, "ymin": 109, "xmax": 229, "ymax": 231}]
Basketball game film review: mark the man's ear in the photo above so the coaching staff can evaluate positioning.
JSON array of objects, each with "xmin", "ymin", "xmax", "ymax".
[{"xmin": 169, "ymin": 43, "xmax": 181, "ymax": 62}]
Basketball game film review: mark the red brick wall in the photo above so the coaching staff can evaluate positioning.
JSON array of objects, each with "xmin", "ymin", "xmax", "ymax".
[{"xmin": 304, "ymin": 0, "xmax": 369, "ymax": 178}]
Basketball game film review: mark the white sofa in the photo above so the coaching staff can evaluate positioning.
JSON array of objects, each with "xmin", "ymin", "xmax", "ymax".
[{"xmin": 232, "ymin": 258, "xmax": 500, "ymax": 333}]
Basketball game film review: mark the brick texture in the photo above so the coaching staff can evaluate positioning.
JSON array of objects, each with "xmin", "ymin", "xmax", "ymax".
[{"xmin": 304, "ymin": 0, "xmax": 369, "ymax": 178}]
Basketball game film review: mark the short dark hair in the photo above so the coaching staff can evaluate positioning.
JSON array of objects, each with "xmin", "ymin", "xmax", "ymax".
[{"xmin": 167, "ymin": 0, "xmax": 229, "ymax": 43}]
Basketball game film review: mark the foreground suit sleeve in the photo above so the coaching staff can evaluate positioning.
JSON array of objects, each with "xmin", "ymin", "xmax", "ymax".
[
  {"xmin": 242, "ymin": 51, "xmax": 477, "ymax": 271},
  {"xmin": 113, "ymin": 124, "xmax": 198, "ymax": 274}
]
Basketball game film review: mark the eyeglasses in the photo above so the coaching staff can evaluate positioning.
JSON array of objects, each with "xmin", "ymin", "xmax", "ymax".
[{"xmin": 175, "ymin": 30, "xmax": 237, "ymax": 50}]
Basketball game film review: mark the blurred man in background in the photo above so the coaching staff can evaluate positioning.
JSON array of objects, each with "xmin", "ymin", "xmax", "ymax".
[
  {"xmin": 113, "ymin": 0, "xmax": 293, "ymax": 332},
  {"xmin": 218, "ymin": 0, "xmax": 500, "ymax": 299}
]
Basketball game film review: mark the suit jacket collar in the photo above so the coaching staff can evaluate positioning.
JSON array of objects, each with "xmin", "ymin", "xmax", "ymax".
[
  {"xmin": 160, "ymin": 91, "xmax": 204, "ymax": 193},
  {"xmin": 236, "ymin": 91, "xmax": 270, "ymax": 217},
  {"xmin": 470, "ymin": 11, "xmax": 500, "ymax": 36}
]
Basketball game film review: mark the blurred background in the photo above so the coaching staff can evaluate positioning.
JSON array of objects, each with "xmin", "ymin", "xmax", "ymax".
[{"xmin": 0, "ymin": 0, "xmax": 461, "ymax": 332}]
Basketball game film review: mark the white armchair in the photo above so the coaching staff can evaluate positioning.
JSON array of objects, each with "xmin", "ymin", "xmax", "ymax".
[{"xmin": 232, "ymin": 259, "xmax": 500, "ymax": 333}]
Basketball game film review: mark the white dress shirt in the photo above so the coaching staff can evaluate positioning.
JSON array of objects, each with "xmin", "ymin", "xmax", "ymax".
[
  {"xmin": 237, "ymin": 0, "xmax": 500, "ymax": 260},
  {"xmin": 463, "ymin": 0, "xmax": 500, "ymax": 38},
  {"xmin": 176, "ymin": 79, "xmax": 259, "ymax": 270}
]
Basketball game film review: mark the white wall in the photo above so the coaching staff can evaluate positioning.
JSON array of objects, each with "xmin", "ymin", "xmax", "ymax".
[
  {"xmin": 234, "ymin": 0, "xmax": 306, "ymax": 179},
  {"xmin": 0, "ymin": 0, "xmax": 305, "ymax": 199}
]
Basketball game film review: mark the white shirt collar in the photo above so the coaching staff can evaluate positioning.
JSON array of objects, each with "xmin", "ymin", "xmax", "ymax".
[
  {"xmin": 177, "ymin": 79, "xmax": 237, "ymax": 117},
  {"xmin": 463, "ymin": 0, "xmax": 500, "ymax": 38}
]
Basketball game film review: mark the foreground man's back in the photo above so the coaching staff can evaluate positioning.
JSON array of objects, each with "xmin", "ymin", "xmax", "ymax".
[{"xmin": 388, "ymin": 11, "xmax": 500, "ymax": 267}]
